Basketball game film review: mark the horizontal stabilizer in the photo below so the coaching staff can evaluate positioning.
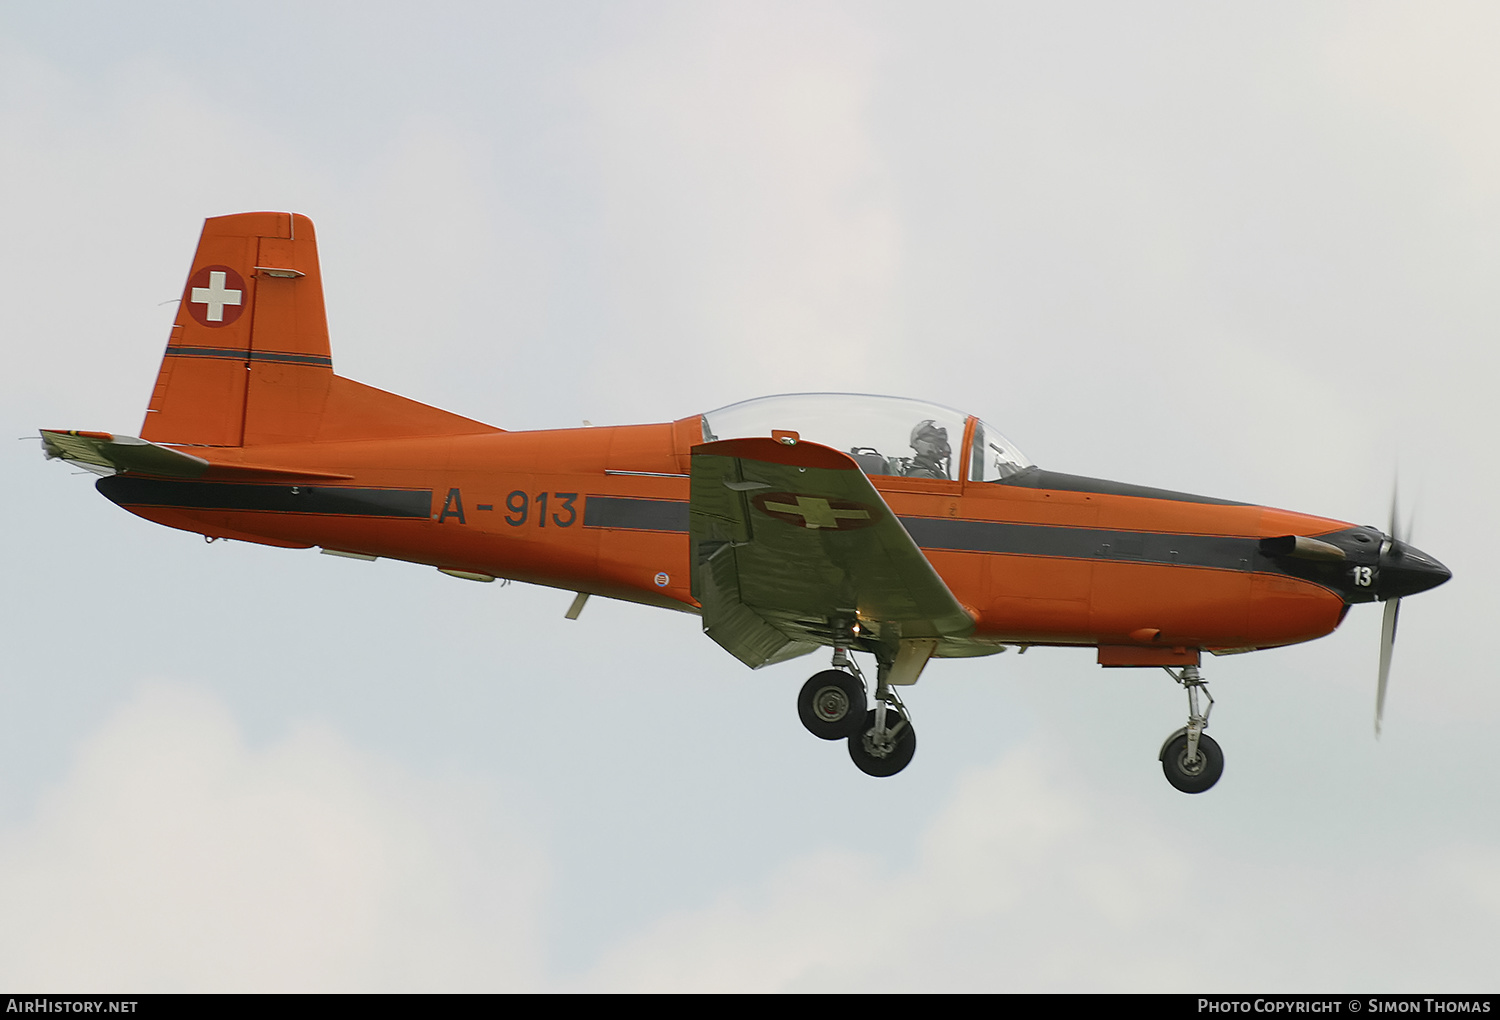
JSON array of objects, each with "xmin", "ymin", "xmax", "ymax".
[{"xmin": 40, "ymin": 429, "xmax": 351, "ymax": 482}]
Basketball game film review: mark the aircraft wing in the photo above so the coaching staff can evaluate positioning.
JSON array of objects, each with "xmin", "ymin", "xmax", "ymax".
[{"xmin": 690, "ymin": 437, "xmax": 975, "ymax": 670}]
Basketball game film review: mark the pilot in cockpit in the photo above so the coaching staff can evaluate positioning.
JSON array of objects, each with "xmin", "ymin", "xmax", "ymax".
[{"xmin": 905, "ymin": 419, "xmax": 951, "ymax": 479}]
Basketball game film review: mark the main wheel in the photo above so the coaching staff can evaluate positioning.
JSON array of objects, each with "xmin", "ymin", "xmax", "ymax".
[
  {"xmin": 1160, "ymin": 732, "xmax": 1224, "ymax": 793},
  {"xmin": 797, "ymin": 670, "xmax": 867, "ymax": 740},
  {"xmin": 848, "ymin": 709, "xmax": 917, "ymax": 777}
]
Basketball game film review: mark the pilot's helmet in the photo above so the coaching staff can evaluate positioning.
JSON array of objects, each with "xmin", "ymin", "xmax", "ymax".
[{"xmin": 910, "ymin": 420, "xmax": 950, "ymax": 456}]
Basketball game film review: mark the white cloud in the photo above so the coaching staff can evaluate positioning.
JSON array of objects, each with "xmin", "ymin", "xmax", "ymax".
[
  {"xmin": 578, "ymin": 741, "xmax": 1500, "ymax": 992},
  {"xmin": 0, "ymin": 683, "xmax": 547, "ymax": 991},
  {"xmin": 6, "ymin": 685, "xmax": 1495, "ymax": 993}
]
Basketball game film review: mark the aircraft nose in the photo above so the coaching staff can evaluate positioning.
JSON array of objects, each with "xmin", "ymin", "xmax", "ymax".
[{"xmin": 1379, "ymin": 539, "xmax": 1452, "ymax": 599}]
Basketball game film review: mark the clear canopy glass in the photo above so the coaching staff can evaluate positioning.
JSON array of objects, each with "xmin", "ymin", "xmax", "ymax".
[
  {"xmin": 967, "ymin": 416, "xmax": 1031, "ymax": 482},
  {"xmin": 701, "ymin": 393, "xmax": 1031, "ymax": 482}
]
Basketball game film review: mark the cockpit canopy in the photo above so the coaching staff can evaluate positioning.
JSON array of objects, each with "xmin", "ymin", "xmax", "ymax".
[{"xmin": 701, "ymin": 393, "xmax": 1032, "ymax": 483}]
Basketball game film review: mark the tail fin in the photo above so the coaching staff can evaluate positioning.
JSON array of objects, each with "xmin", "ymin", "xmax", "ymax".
[{"xmin": 141, "ymin": 212, "xmax": 497, "ymax": 447}]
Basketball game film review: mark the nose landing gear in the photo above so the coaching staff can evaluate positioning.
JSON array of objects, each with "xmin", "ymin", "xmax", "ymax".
[
  {"xmin": 1158, "ymin": 665, "xmax": 1223, "ymax": 793},
  {"xmin": 796, "ymin": 647, "xmax": 917, "ymax": 777}
]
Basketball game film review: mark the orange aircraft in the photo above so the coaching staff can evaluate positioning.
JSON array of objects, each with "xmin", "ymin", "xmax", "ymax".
[{"xmin": 42, "ymin": 212, "xmax": 1451, "ymax": 792}]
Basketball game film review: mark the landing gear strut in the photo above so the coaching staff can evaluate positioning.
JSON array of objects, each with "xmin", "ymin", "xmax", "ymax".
[
  {"xmin": 796, "ymin": 647, "xmax": 917, "ymax": 777},
  {"xmin": 1158, "ymin": 665, "xmax": 1223, "ymax": 793}
]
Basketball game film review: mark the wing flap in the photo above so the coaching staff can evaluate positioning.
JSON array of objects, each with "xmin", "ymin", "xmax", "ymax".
[{"xmin": 690, "ymin": 437, "xmax": 974, "ymax": 668}]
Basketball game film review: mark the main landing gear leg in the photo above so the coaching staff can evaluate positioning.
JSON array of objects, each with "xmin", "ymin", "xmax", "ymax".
[
  {"xmin": 1158, "ymin": 665, "xmax": 1223, "ymax": 793},
  {"xmin": 795, "ymin": 647, "xmax": 918, "ymax": 776},
  {"xmin": 846, "ymin": 656, "xmax": 917, "ymax": 778}
]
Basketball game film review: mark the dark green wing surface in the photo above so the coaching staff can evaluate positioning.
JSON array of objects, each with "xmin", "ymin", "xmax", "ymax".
[{"xmin": 690, "ymin": 437, "xmax": 975, "ymax": 669}]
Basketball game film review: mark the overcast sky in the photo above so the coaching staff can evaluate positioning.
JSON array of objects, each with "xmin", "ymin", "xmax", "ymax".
[{"xmin": 1, "ymin": 1, "xmax": 1496, "ymax": 991}]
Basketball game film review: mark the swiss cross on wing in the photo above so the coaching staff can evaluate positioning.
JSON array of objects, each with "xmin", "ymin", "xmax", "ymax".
[
  {"xmin": 185, "ymin": 265, "xmax": 247, "ymax": 327},
  {"xmin": 752, "ymin": 492, "xmax": 881, "ymax": 531}
]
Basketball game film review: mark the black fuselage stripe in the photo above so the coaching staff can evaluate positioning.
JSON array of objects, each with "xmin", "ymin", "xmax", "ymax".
[
  {"xmin": 164, "ymin": 345, "xmax": 334, "ymax": 368},
  {"xmin": 94, "ymin": 479, "xmax": 1295, "ymax": 578},
  {"xmin": 585, "ymin": 497, "xmax": 1270, "ymax": 572},
  {"xmin": 98, "ymin": 477, "xmax": 431, "ymax": 518},
  {"xmin": 898, "ymin": 516, "xmax": 1268, "ymax": 573},
  {"xmin": 584, "ymin": 496, "xmax": 690, "ymax": 532}
]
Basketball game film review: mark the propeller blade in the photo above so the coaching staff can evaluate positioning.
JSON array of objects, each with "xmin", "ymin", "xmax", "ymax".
[
  {"xmin": 1387, "ymin": 484, "xmax": 1404, "ymax": 546},
  {"xmin": 1376, "ymin": 596, "xmax": 1401, "ymax": 737}
]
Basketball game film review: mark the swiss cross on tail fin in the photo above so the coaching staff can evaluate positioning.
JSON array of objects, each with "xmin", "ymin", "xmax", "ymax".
[{"xmin": 186, "ymin": 266, "xmax": 246, "ymax": 326}]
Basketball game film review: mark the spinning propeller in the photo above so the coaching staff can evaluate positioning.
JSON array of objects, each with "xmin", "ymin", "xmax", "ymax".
[
  {"xmin": 1372, "ymin": 484, "xmax": 1449, "ymax": 737},
  {"xmin": 1259, "ymin": 486, "xmax": 1449, "ymax": 738}
]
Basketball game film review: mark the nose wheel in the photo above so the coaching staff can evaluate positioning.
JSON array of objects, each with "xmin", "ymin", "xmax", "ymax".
[
  {"xmin": 1160, "ymin": 731, "xmax": 1223, "ymax": 793},
  {"xmin": 1158, "ymin": 665, "xmax": 1223, "ymax": 793},
  {"xmin": 796, "ymin": 648, "xmax": 917, "ymax": 777}
]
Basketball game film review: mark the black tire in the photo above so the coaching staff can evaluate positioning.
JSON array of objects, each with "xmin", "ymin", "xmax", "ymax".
[
  {"xmin": 847, "ymin": 709, "xmax": 917, "ymax": 777},
  {"xmin": 797, "ymin": 670, "xmax": 867, "ymax": 740},
  {"xmin": 1159, "ymin": 732, "xmax": 1224, "ymax": 793}
]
